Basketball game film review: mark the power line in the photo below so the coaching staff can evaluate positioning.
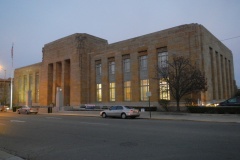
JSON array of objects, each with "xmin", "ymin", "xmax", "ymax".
[{"xmin": 220, "ymin": 35, "xmax": 240, "ymax": 42}]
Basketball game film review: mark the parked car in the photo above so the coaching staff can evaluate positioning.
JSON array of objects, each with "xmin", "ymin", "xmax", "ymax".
[
  {"xmin": 218, "ymin": 96, "xmax": 240, "ymax": 106},
  {"xmin": 100, "ymin": 106, "xmax": 140, "ymax": 119},
  {"xmin": 17, "ymin": 106, "xmax": 38, "ymax": 114},
  {"xmin": 80, "ymin": 104, "xmax": 95, "ymax": 109}
]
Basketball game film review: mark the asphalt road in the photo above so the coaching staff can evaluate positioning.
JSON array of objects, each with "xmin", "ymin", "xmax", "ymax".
[{"xmin": 0, "ymin": 112, "xmax": 240, "ymax": 160}]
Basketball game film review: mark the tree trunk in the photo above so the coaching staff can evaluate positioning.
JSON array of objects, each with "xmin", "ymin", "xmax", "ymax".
[{"xmin": 176, "ymin": 99, "xmax": 180, "ymax": 112}]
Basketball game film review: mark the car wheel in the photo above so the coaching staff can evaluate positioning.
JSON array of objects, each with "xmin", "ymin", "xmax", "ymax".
[
  {"xmin": 102, "ymin": 113, "xmax": 107, "ymax": 118},
  {"xmin": 121, "ymin": 113, "xmax": 127, "ymax": 119},
  {"xmin": 18, "ymin": 110, "xmax": 20, "ymax": 114},
  {"xmin": 25, "ymin": 110, "xmax": 29, "ymax": 114}
]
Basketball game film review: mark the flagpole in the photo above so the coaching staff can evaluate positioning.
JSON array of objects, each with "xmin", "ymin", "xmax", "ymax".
[{"xmin": 10, "ymin": 43, "xmax": 14, "ymax": 110}]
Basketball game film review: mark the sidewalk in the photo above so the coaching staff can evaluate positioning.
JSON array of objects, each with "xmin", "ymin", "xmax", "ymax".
[{"xmin": 46, "ymin": 110, "xmax": 240, "ymax": 123}]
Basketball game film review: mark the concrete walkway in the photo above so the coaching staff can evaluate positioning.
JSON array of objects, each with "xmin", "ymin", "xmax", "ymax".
[
  {"xmin": 44, "ymin": 110, "xmax": 240, "ymax": 123},
  {"xmin": 1, "ymin": 110, "xmax": 240, "ymax": 160}
]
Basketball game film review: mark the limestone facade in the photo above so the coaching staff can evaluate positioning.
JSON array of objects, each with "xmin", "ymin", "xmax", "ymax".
[{"xmin": 13, "ymin": 24, "xmax": 236, "ymax": 107}]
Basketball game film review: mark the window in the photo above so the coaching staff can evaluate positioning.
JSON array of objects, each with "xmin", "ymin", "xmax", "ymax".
[
  {"xmin": 96, "ymin": 83, "xmax": 102, "ymax": 102},
  {"xmin": 96, "ymin": 64, "xmax": 102, "ymax": 76},
  {"xmin": 159, "ymin": 79, "xmax": 170, "ymax": 100},
  {"xmin": 140, "ymin": 55, "xmax": 148, "ymax": 70},
  {"xmin": 110, "ymin": 106, "xmax": 117, "ymax": 110},
  {"xmin": 140, "ymin": 79, "xmax": 149, "ymax": 101},
  {"xmin": 23, "ymin": 75, "xmax": 27, "ymax": 101},
  {"xmin": 96, "ymin": 61, "xmax": 102, "ymax": 101},
  {"xmin": 158, "ymin": 49, "xmax": 169, "ymax": 100},
  {"xmin": 29, "ymin": 74, "xmax": 33, "ymax": 91},
  {"xmin": 158, "ymin": 51, "xmax": 168, "ymax": 68},
  {"xmin": 109, "ymin": 82, "xmax": 115, "ymax": 101},
  {"xmin": 35, "ymin": 73, "xmax": 39, "ymax": 103},
  {"xmin": 124, "ymin": 81, "xmax": 131, "ymax": 101},
  {"xmin": 123, "ymin": 59, "xmax": 130, "ymax": 72},
  {"xmin": 117, "ymin": 106, "xmax": 123, "ymax": 110},
  {"xmin": 109, "ymin": 62, "xmax": 115, "ymax": 75}
]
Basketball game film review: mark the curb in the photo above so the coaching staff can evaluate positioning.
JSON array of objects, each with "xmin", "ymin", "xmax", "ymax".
[{"xmin": 0, "ymin": 150, "xmax": 23, "ymax": 160}]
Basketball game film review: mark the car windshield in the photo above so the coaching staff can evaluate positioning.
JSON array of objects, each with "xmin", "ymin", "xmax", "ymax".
[{"xmin": 228, "ymin": 98, "xmax": 237, "ymax": 103}]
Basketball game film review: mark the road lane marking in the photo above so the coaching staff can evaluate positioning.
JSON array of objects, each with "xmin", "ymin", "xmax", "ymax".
[
  {"xmin": 80, "ymin": 122, "xmax": 109, "ymax": 126},
  {"xmin": 45, "ymin": 117, "xmax": 62, "ymax": 119},
  {"xmin": 10, "ymin": 120, "xmax": 26, "ymax": 123}
]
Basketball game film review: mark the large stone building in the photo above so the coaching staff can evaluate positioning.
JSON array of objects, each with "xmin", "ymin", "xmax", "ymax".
[
  {"xmin": 0, "ymin": 78, "xmax": 11, "ymax": 105},
  {"xmin": 13, "ymin": 24, "xmax": 237, "ymax": 109}
]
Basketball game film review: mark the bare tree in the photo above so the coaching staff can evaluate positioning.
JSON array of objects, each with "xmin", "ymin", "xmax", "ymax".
[{"xmin": 157, "ymin": 56, "xmax": 207, "ymax": 111}]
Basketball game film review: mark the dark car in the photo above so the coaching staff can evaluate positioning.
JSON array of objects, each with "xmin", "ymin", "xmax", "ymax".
[{"xmin": 218, "ymin": 96, "xmax": 240, "ymax": 106}]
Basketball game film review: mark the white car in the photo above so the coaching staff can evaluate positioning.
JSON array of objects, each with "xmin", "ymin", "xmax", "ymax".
[
  {"xmin": 17, "ymin": 106, "xmax": 38, "ymax": 114},
  {"xmin": 100, "ymin": 106, "xmax": 140, "ymax": 119}
]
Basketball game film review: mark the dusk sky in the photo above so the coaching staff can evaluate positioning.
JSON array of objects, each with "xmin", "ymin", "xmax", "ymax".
[{"xmin": 0, "ymin": 0, "xmax": 239, "ymax": 87}]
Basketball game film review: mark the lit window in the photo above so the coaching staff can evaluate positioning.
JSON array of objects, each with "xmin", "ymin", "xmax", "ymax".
[
  {"xmin": 96, "ymin": 84, "xmax": 102, "ymax": 102},
  {"xmin": 109, "ymin": 82, "xmax": 115, "ymax": 101},
  {"xmin": 159, "ymin": 79, "xmax": 170, "ymax": 100},
  {"xmin": 140, "ymin": 79, "xmax": 149, "ymax": 101},
  {"xmin": 158, "ymin": 50, "xmax": 169, "ymax": 100},
  {"xmin": 124, "ymin": 81, "xmax": 131, "ymax": 101}
]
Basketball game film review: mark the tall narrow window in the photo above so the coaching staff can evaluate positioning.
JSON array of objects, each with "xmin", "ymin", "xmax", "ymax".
[
  {"xmin": 123, "ymin": 59, "xmax": 130, "ymax": 72},
  {"xmin": 29, "ymin": 74, "xmax": 33, "ymax": 91},
  {"xmin": 158, "ymin": 51, "xmax": 168, "ymax": 68},
  {"xmin": 23, "ymin": 75, "xmax": 27, "ymax": 101},
  {"xmin": 140, "ymin": 55, "xmax": 148, "ymax": 71},
  {"xmin": 108, "ymin": 59, "xmax": 115, "ymax": 101},
  {"xmin": 18, "ymin": 76, "xmax": 22, "ymax": 103},
  {"xmin": 35, "ymin": 73, "xmax": 39, "ymax": 103},
  {"xmin": 159, "ymin": 79, "xmax": 170, "ymax": 100},
  {"xmin": 139, "ymin": 54, "xmax": 149, "ymax": 101},
  {"xmin": 124, "ymin": 81, "xmax": 131, "ymax": 101},
  {"xmin": 123, "ymin": 56, "xmax": 131, "ymax": 101},
  {"xmin": 109, "ymin": 82, "xmax": 115, "ymax": 101},
  {"xmin": 158, "ymin": 48, "xmax": 170, "ymax": 100},
  {"xmin": 95, "ymin": 61, "xmax": 102, "ymax": 102},
  {"xmin": 140, "ymin": 79, "xmax": 149, "ymax": 101},
  {"xmin": 96, "ymin": 83, "xmax": 102, "ymax": 102},
  {"xmin": 96, "ymin": 64, "xmax": 102, "ymax": 76},
  {"xmin": 109, "ymin": 61, "xmax": 115, "ymax": 75}
]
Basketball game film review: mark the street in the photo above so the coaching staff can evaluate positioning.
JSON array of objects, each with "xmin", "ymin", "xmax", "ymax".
[{"xmin": 0, "ymin": 112, "xmax": 240, "ymax": 160}]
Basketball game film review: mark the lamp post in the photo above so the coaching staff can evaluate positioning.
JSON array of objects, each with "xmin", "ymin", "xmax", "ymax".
[{"xmin": 146, "ymin": 91, "xmax": 152, "ymax": 119}]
